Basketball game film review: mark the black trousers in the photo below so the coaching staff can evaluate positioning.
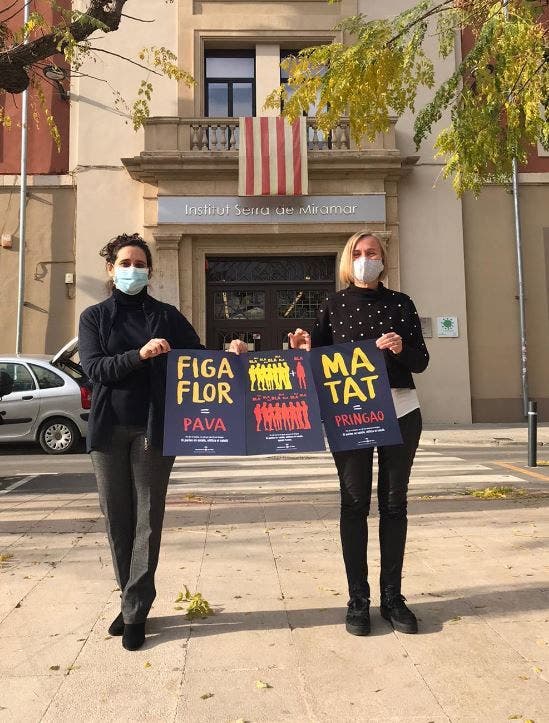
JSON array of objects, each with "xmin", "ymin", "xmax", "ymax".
[
  {"xmin": 90, "ymin": 426, "xmax": 175, "ymax": 624},
  {"xmin": 333, "ymin": 408, "xmax": 422, "ymax": 599}
]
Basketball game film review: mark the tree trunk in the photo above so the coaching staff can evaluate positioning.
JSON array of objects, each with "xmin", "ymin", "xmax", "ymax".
[{"xmin": 0, "ymin": 0, "xmax": 128, "ymax": 93}]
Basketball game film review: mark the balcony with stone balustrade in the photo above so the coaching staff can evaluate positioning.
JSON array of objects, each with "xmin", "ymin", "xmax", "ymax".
[{"xmin": 122, "ymin": 116, "xmax": 416, "ymax": 183}]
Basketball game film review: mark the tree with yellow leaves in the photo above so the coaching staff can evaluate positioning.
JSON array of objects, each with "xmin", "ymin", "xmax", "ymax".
[
  {"xmin": 266, "ymin": 0, "xmax": 548, "ymax": 195},
  {"xmin": 0, "ymin": 1, "xmax": 193, "ymax": 138}
]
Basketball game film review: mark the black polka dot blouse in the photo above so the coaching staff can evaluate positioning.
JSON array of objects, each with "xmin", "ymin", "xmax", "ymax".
[{"xmin": 310, "ymin": 282, "xmax": 430, "ymax": 389}]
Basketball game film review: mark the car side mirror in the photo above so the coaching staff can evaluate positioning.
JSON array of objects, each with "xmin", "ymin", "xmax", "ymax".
[{"xmin": 0, "ymin": 371, "xmax": 14, "ymax": 399}]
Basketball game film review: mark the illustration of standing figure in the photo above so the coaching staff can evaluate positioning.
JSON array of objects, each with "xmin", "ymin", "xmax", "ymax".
[
  {"xmin": 249, "ymin": 363, "xmax": 257, "ymax": 391},
  {"xmin": 256, "ymin": 364, "xmax": 266, "ymax": 391},
  {"xmin": 300, "ymin": 400, "xmax": 311, "ymax": 429},
  {"xmin": 273, "ymin": 402, "xmax": 283, "ymax": 430},
  {"xmin": 282, "ymin": 361, "xmax": 292, "ymax": 389},
  {"xmin": 261, "ymin": 401, "xmax": 272, "ymax": 431},
  {"xmin": 295, "ymin": 359, "xmax": 307, "ymax": 389},
  {"xmin": 253, "ymin": 402, "xmax": 262, "ymax": 431}
]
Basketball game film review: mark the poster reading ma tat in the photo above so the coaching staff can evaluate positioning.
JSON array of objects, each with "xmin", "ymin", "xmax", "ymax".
[
  {"xmin": 163, "ymin": 349, "xmax": 324, "ymax": 456},
  {"xmin": 309, "ymin": 341, "xmax": 403, "ymax": 453}
]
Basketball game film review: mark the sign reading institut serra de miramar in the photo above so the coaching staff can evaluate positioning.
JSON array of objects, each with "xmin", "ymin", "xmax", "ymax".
[
  {"xmin": 158, "ymin": 195, "xmax": 386, "ymax": 224},
  {"xmin": 163, "ymin": 342, "xmax": 401, "ymax": 456}
]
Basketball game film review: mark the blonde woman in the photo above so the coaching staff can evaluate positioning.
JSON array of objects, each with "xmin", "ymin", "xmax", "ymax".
[{"xmin": 289, "ymin": 231, "xmax": 429, "ymax": 636}]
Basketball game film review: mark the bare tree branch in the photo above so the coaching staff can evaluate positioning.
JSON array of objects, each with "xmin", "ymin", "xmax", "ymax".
[
  {"xmin": 0, "ymin": 1, "xmax": 25, "ymax": 20},
  {"xmin": 88, "ymin": 45, "xmax": 162, "ymax": 75},
  {"xmin": 120, "ymin": 13, "xmax": 155, "ymax": 23},
  {"xmin": 0, "ymin": 0, "xmax": 129, "ymax": 93},
  {"xmin": 1, "ymin": 0, "xmax": 33, "ymax": 26}
]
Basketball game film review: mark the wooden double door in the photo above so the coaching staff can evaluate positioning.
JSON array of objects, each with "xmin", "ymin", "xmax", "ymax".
[{"xmin": 206, "ymin": 256, "xmax": 336, "ymax": 352}]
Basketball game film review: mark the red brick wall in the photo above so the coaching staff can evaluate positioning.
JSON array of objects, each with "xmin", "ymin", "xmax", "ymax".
[
  {"xmin": 0, "ymin": 0, "xmax": 71, "ymax": 174},
  {"xmin": 460, "ymin": 12, "xmax": 549, "ymax": 174}
]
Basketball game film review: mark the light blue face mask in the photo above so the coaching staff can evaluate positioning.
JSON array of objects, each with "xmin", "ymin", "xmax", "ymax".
[{"xmin": 113, "ymin": 267, "xmax": 149, "ymax": 295}]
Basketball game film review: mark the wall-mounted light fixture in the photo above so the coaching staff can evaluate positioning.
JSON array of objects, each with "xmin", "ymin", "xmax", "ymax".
[{"xmin": 43, "ymin": 65, "xmax": 69, "ymax": 102}]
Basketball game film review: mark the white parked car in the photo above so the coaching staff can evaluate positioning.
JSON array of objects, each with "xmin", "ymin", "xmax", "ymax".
[{"xmin": 0, "ymin": 338, "xmax": 90, "ymax": 454}]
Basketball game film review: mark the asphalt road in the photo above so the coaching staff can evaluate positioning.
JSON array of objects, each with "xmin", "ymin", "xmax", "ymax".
[{"xmin": 1, "ymin": 443, "xmax": 548, "ymax": 496}]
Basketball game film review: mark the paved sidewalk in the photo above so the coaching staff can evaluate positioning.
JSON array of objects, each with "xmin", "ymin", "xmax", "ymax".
[
  {"xmin": 1, "ymin": 447, "xmax": 549, "ymax": 722},
  {"xmin": 421, "ymin": 422, "xmax": 549, "ymax": 447}
]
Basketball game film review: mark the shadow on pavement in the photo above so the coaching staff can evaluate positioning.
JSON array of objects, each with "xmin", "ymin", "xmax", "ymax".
[{"xmin": 141, "ymin": 581, "xmax": 548, "ymax": 649}]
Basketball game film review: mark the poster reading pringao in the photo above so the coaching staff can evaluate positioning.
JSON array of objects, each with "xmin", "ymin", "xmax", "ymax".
[
  {"xmin": 309, "ymin": 341, "xmax": 403, "ymax": 452},
  {"xmin": 162, "ymin": 348, "xmax": 324, "ymax": 456}
]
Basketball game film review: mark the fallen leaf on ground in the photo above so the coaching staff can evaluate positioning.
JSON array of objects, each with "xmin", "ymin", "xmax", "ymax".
[
  {"xmin": 465, "ymin": 486, "xmax": 527, "ymax": 499},
  {"xmin": 255, "ymin": 680, "xmax": 272, "ymax": 689},
  {"xmin": 184, "ymin": 586, "xmax": 214, "ymax": 620},
  {"xmin": 200, "ymin": 693, "xmax": 214, "ymax": 700},
  {"xmin": 49, "ymin": 665, "xmax": 60, "ymax": 671},
  {"xmin": 144, "ymin": 662, "xmax": 152, "ymax": 669},
  {"xmin": 532, "ymin": 666, "xmax": 542, "ymax": 674},
  {"xmin": 449, "ymin": 616, "xmax": 462, "ymax": 623}
]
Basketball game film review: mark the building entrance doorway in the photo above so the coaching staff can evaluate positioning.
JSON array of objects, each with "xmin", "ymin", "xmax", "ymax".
[{"xmin": 206, "ymin": 256, "xmax": 336, "ymax": 351}]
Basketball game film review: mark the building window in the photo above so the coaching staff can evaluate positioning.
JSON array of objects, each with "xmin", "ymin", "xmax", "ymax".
[
  {"xmin": 280, "ymin": 50, "xmax": 329, "ymax": 148},
  {"xmin": 205, "ymin": 50, "xmax": 255, "ymax": 118}
]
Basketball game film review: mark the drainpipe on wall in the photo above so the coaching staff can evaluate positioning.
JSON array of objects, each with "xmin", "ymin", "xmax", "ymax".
[{"xmin": 16, "ymin": 1, "xmax": 30, "ymax": 355}]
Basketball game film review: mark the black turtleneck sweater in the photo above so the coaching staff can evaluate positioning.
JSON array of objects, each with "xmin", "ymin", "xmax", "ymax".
[
  {"xmin": 79, "ymin": 289, "xmax": 204, "ymax": 451},
  {"xmin": 106, "ymin": 287, "xmax": 151, "ymax": 426},
  {"xmin": 310, "ymin": 283, "xmax": 429, "ymax": 389}
]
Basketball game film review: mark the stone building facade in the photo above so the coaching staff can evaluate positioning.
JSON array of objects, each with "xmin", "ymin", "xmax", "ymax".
[{"xmin": 2, "ymin": 0, "xmax": 548, "ymax": 422}]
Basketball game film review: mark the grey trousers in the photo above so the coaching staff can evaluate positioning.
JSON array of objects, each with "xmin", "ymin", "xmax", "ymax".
[{"xmin": 90, "ymin": 426, "xmax": 175, "ymax": 624}]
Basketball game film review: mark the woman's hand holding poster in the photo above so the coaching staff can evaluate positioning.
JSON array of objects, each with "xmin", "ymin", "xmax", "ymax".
[{"xmin": 163, "ymin": 341, "xmax": 402, "ymax": 455}]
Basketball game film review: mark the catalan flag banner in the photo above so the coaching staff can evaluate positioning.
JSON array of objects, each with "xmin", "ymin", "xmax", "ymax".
[{"xmin": 238, "ymin": 116, "xmax": 308, "ymax": 196}]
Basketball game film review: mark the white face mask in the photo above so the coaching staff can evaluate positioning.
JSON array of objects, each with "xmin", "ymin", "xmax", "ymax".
[{"xmin": 353, "ymin": 257, "xmax": 384, "ymax": 284}]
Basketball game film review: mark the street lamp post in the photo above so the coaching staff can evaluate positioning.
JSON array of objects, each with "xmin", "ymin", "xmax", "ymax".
[{"xmin": 504, "ymin": 0, "xmax": 529, "ymax": 418}]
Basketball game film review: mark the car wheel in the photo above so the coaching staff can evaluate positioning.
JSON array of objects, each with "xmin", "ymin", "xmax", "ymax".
[{"xmin": 38, "ymin": 417, "xmax": 80, "ymax": 454}]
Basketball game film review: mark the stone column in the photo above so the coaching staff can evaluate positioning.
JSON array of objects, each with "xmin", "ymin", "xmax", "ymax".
[{"xmin": 152, "ymin": 233, "xmax": 181, "ymax": 307}]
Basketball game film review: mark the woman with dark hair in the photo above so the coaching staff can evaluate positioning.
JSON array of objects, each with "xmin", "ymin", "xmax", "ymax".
[
  {"xmin": 289, "ymin": 230, "xmax": 429, "ymax": 637},
  {"xmin": 79, "ymin": 233, "xmax": 245, "ymax": 650}
]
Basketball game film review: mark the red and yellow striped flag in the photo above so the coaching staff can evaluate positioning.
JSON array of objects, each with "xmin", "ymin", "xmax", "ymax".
[{"xmin": 238, "ymin": 117, "xmax": 308, "ymax": 196}]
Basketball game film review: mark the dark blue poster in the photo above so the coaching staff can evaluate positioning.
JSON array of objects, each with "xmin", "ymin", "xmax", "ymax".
[
  {"xmin": 163, "ymin": 349, "xmax": 325, "ymax": 456},
  {"xmin": 245, "ymin": 350, "xmax": 325, "ymax": 455},
  {"xmin": 163, "ymin": 350, "xmax": 247, "ymax": 456},
  {"xmin": 309, "ymin": 341, "xmax": 403, "ymax": 452}
]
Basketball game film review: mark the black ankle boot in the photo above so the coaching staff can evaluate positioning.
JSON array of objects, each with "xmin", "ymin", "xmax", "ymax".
[
  {"xmin": 122, "ymin": 622, "xmax": 146, "ymax": 650},
  {"xmin": 380, "ymin": 589, "xmax": 418, "ymax": 634},
  {"xmin": 108, "ymin": 612, "xmax": 124, "ymax": 636},
  {"xmin": 345, "ymin": 596, "xmax": 371, "ymax": 636}
]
